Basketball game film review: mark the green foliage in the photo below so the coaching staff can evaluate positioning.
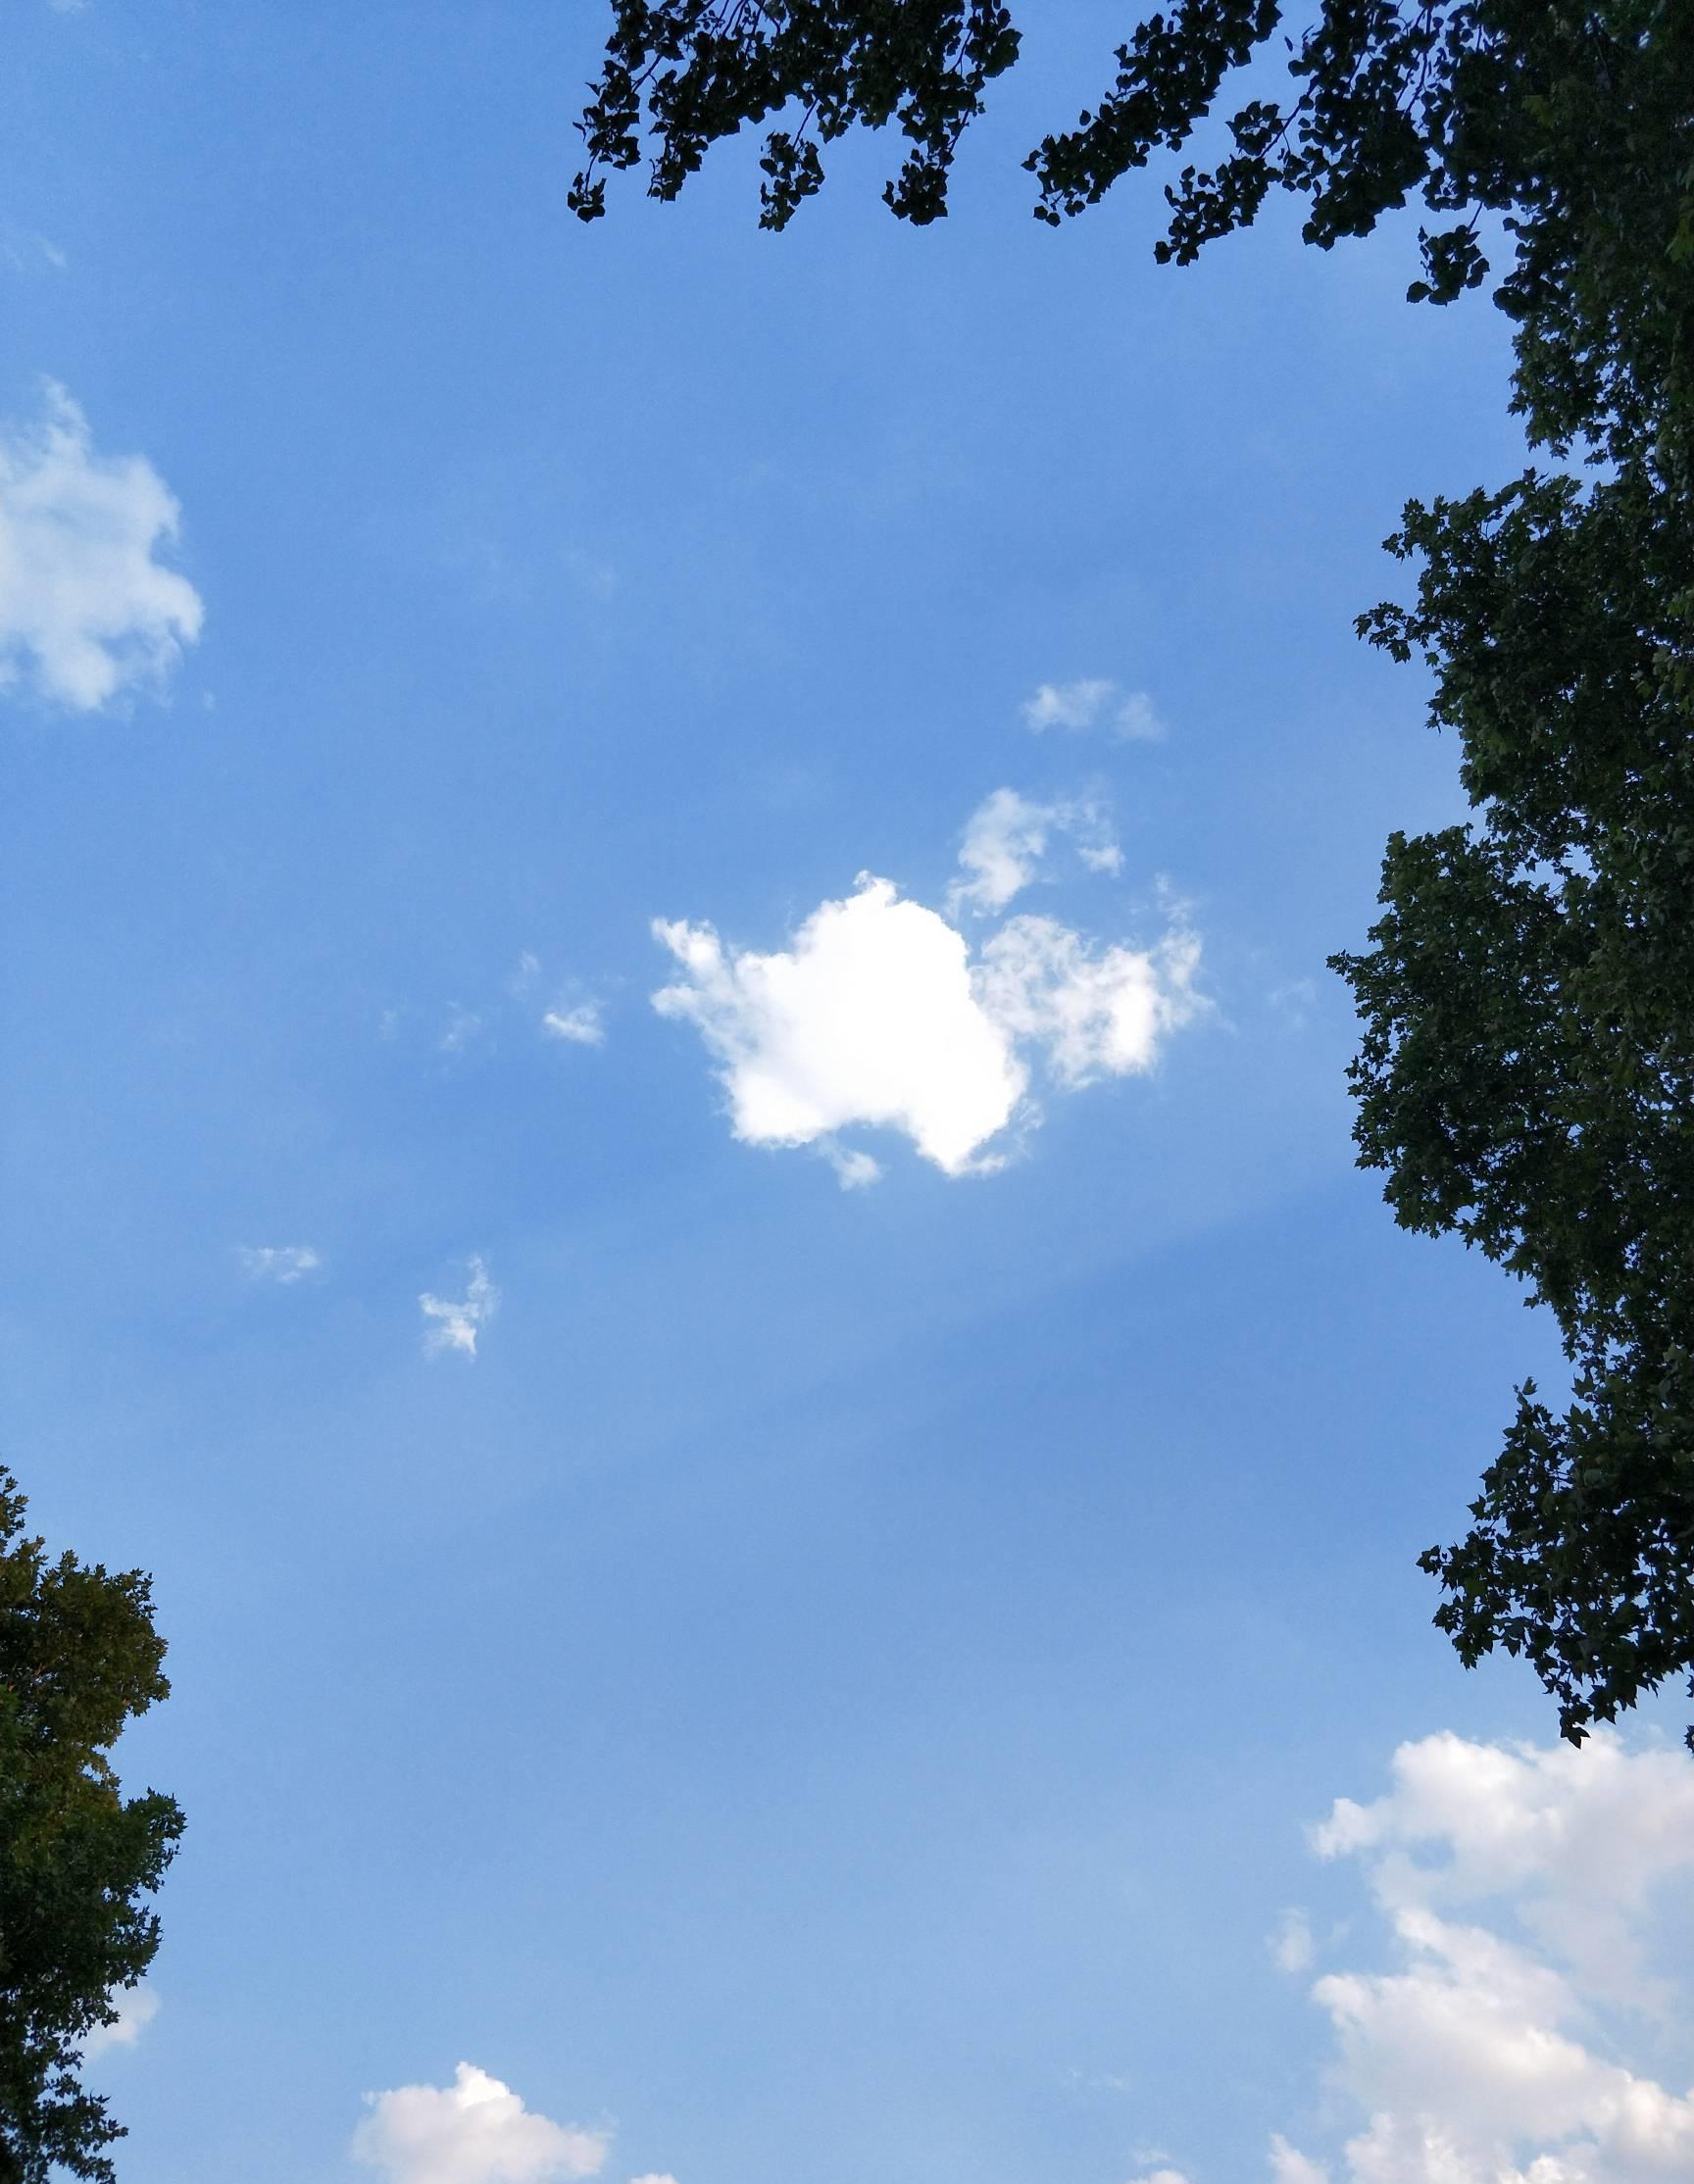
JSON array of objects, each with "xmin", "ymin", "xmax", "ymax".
[
  {"xmin": 1335, "ymin": 456, "xmax": 1694, "ymax": 1746},
  {"xmin": 576, "ymin": 3, "xmax": 1694, "ymax": 1742},
  {"xmin": 0, "ymin": 1470, "xmax": 183, "ymax": 2182},
  {"xmin": 571, "ymin": 2, "xmax": 1021, "ymax": 231}
]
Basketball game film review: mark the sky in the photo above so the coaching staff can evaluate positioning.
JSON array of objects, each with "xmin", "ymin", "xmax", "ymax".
[{"xmin": 2, "ymin": 7, "xmax": 1692, "ymax": 2183}]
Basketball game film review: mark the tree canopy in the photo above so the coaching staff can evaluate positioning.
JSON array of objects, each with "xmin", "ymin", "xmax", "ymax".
[
  {"xmin": 574, "ymin": 4, "xmax": 1694, "ymax": 1743},
  {"xmin": 0, "ymin": 1469, "xmax": 183, "ymax": 2183}
]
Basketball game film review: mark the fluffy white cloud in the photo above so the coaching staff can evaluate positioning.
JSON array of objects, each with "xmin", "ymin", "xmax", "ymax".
[
  {"xmin": 1314, "ymin": 1727, "xmax": 1694, "ymax": 2010},
  {"xmin": 420, "ymin": 1257, "xmax": 499, "ymax": 1359},
  {"xmin": 82, "ymin": 1987, "xmax": 159, "ymax": 2059},
  {"xmin": 1021, "ymin": 678, "xmax": 1163, "ymax": 741},
  {"xmin": 353, "ymin": 2063, "xmax": 607, "ymax": 2184},
  {"xmin": 1268, "ymin": 2142, "xmax": 1329, "ymax": 2184},
  {"xmin": 951, "ymin": 788, "xmax": 1121, "ymax": 914},
  {"xmin": 652, "ymin": 824, "xmax": 1201, "ymax": 1182},
  {"xmin": 0, "ymin": 383, "xmax": 202, "ymax": 710},
  {"xmin": 1268, "ymin": 1731, "xmax": 1694, "ymax": 2184},
  {"xmin": 654, "ymin": 878, "xmax": 1025, "ymax": 1177},
  {"xmin": 542, "ymin": 1003, "xmax": 605, "ymax": 1047},
  {"xmin": 238, "ymin": 1244, "xmax": 322, "ymax": 1284}
]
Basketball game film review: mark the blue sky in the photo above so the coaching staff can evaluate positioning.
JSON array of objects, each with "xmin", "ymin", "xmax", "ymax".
[{"xmin": 3, "ymin": 7, "xmax": 1693, "ymax": 2183}]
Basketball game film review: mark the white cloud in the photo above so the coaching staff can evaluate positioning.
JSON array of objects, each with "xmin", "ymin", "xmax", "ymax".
[
  {"xmin": 1270, "ymin": 1909, "xmax": 1315, "ymax": 1974},
  {"xmin": 654, "ymin": 878, "xmax": 1025, "ymax": 1178},
  {"xmin": 1269, "ymin": 1731, "xmax": 1694, "ymax": 2184},
  {"xmin": 82, "ymin": 1987, "xmax": 159, "ymax": 2059},
  {"xmin": 0, "ymin": 383, "xmax": 202, "ymax": 710},
  {"xmin": 820, "ymin": 1141, "xmax": 882, "ymax": 1188},
  {"xmin": 652, "ymin": 813, "xmax": 1202, "ymax": 1182},
  {"xmin": 420, "ymin": 1257, "xmax": 499, "ymax": 1360},
  {"xmin": 353, "ymin": 2063, "xmax": 607, "ymax": 2184},
  {"xmin": 626, "ymin": 2175, "xmax": 679, "ymax": 2184},
  {"xmin": 951, "ymin": 787, "xmax": 1121, "ymax": 914},
  {"xmin": 238, "ymin": 1244, "xmax": 322, "ymax": 1285},
  {"xmin": 973, "ymin": 914, "xmax": 1202, "ymax": 1087},
  {"xmin": 440, "ymin": 1008, "xmax": 485, "ymax": 1054},
  {"xmin": 1269, "ymin": 2142, "xmax": 1329, "ymax": 2184},
  {"xmin": 1313, "ymin": 1727, "xmax": 1694, "ymax": 2012},
  {"xmin": 542, "ymin": 1003, "xmax": 605, "ymax": 1047},
  {"xmin": 1021, "ymin": 678, "xmax": 1164, "ymax": 742}
]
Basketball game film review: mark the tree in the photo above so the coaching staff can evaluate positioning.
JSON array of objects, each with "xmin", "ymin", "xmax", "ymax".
[
  {"xmin": 573, "ymin": 4, "xmax": 1694, "ymax": 1741},
  {"xmin": 0, "ymin": 1468, "xmax": 183, "ymax": 2182},
  {"xmin": 1335, "ymin": 455, "xmax": 1694, "ymax": 1751}
]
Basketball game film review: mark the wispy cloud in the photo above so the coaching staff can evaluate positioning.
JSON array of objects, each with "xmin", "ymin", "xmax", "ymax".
[
  {"xmin": 0, "ymin": 383, "xmax": 202, "ymax": 710},
  {"xmin": 439, "ymin": 1007, "xmax": 486, "ymax": 1054},
  {"xmin": 651, "ymin": 793, "xmax": 1202, "ymax": 1184},
  {"xmin": 950, "ymin": 787, "xmax": 1121, "ymax": 916},
  {"xmin": 1021, "ymin": 678, "xmax": 1164, "ymax": 742},
  {"xmin": 424, "ymin": 955, "xmax": 606, "ymax": 1057},
  {"xmin": 974, "ymin": 912, "xmax": 1201, "ymax": 1089},
  {"xmin": 353, "ymin": 2062, "xmax": 607, "ymax": 2184},
  {"xmin": 420, "ymin": 1257, "xmax": 499, "ymax": 1360},
  {"xmin": 238, "ymin": 1245, "xmax": 322, "ymax": 1285},
  {"xmin": 1269, "ymin": 1908, "xmax": 1314, "ymax": 1974},
  {"xmin": 542, "ymin": 1002, "xmax": 605, "ymax": 1047}
]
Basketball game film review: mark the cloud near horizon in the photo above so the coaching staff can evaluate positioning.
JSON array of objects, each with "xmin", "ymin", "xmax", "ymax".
[
  {"xmin": 651, "ymin": 790, "xmax": 1203, "ymax": 1182},
  {"xmin": 0, "ymin": 383, "xmax": 202, "ymax": 709},
  {"xmin": 1259, "ymin": 1730, "xmax": 1694, "ymax": 2184},
  {"xmin": 353, "ymin": 2062, "xmax": 608, "ymax": 2184}
]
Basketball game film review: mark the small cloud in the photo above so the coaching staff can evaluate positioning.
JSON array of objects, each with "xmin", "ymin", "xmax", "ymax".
[
  {"xmin": 1021, "ymin": 678, "xmax": 1164, "ymax": 742},
  {"xmin": 238, "ymin": 1244, "xmax": 322, "ymax": 1285},
  {"xmin": 542, "ymin": 1002, "xmax": 605, "ymax": 1048},
  {"xmin": 952, "ymin": 787, "xmax": 1057, "ymax": 915},
  {"xmin": 0, "ymin": 382, "xmax": 203, "ymax": 710},
  {"xmin": 353, "ymin": 2062, "xmax": 607, "ymax": 2184},
  {"xmin": 627, "ymin": 2176, "xmax": 679, "ymax": 2184},
  {"xmin": 420, "ymin": 1257, "xmax": 498, "ymax": 1360},
  {"xmin": 440, "ymin": 1008, "xmax": 485, "ymax": 1054},
  {"xmin": 1268, "ymin": 976, "xmax": 1318, "ymax": 1030},
  {"xmin": 0, "ymin": 227, "xmax": 68, "ymax": 273},
  {"xmin": 83, "ymin": 1987, "xmax": 159, "ymax": 2059},
  {"xmin": 821, "ymin": 1143, "xmax": 882, "ymax": 1189},
  {"xmin": 1270, "ymin": 1908, "xmax": 1315, "ymax": 1974},
  {"xmin": 951, "ymin": 787, "xmax": 1121, "ymax": 916}
]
